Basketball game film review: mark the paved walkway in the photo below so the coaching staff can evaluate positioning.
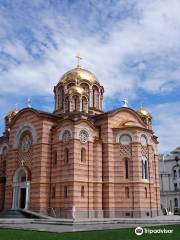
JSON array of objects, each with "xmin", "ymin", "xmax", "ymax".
[{"xmin": 0, "ymin": 215, "xmax": 180, "ymax": 233}]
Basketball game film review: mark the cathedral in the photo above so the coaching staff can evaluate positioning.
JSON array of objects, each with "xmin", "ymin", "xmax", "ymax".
[{"xmin": 0, "ymin": 57, "xmax": 160, "ymax": 219}]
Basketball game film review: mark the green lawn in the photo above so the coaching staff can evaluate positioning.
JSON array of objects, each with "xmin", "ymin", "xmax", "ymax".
[{"xmin": 0, "ymin": 225, "xmax": 179, "ymax": 240}]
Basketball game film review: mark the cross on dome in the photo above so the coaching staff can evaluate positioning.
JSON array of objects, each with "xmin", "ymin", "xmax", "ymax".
[
  {"xmin": 122, "ymin": 98, "xmax": 128, "ymax": 107},
  {"xmin": 76, "ymin": 54, "xmax": 82, "ymax": 68}
]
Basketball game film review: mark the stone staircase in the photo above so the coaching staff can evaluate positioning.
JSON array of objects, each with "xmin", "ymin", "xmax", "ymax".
[{"xmin": 0, "ymin": 209, "xmax": 29, "ymax": 218}]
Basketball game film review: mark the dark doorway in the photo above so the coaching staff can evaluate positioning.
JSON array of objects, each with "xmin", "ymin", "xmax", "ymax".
[{"xmin": 20, "ymin": 188, "xmax": 26, "ymax": 209}]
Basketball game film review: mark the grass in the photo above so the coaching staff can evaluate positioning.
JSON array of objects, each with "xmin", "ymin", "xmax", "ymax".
[{"xmin": 0, "ymin": 225, "xmax": 179, "ymax": 240}]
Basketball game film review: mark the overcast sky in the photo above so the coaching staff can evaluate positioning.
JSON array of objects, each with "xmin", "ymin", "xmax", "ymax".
[{"xmin": 0, "ymin": 0, "xmax": 180, "ymax": 153}]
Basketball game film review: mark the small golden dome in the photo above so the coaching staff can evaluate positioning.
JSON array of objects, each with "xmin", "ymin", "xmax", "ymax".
[
  {"xmin": 6, "ymin": 109, "xmax": 19, "ymax": 122},
  {"xmin": 68, "ymin": 86, "xmax": 87, "ymax": 96},
  {"xmin": 138, "ymin": 106, "xmax": 152, "ymax": 118},
  {"xmin": 60, "ymin": 67, "xmax": 99, "ymax": 84}
]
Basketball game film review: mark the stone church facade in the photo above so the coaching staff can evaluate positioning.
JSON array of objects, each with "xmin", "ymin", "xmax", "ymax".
[{"xmin": 0, "ymin": 63, "xmax": 160, "ymax": 218}]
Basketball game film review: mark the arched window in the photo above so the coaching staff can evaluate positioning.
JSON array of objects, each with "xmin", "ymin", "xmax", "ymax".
[
  {"xmin": 140, "ymin": 135, "xmax": 148, "ymax": 146},
  {"xmin": 81, "ymin": 148, "xmax": 86, "ymax": 163},
  {"xmin": 72, "ymin": 95, "xmax": 80, "ymax": 111},
  {"xmin": 65, "ymin": 97, "xmax": 70, "ymax": 112},
  {"xmin": 125, "ymin": 158, "xmax": 129, "ymax": 179},
  {"xmin": 81, "ymin": 186, "xmax": 85, "ymax": 198},
  {"xmin": 142, "ymin": 156, "xmax": 148, "ymax": 180},
  {"xmin": 119, "ymin": 134, "xmax": 132, "ymax": 145},
  {"xmin": 145, "ymin": 187, "xmax": 148, "ymax": 198},
  {"xmin": 64, "ymin": 148, "xmax": 69, "ymax": 163},
  {"xmin": 82, "ymin": 97, "xmax": 88, "ymax": 112},
  {"xmin": 67, "ymin": 82, "xmax": 75, "ymax": 89},
  {"xmin": 64, "ymin": 186, "xmax": 68, "ymax": 198},
  {"xmin": 174, "ymin": 198, "xmax": 178, "ymax": 207},
  {"xmin": 125, "ymin": 187, "xmax": 130, "ymax": 198},
  {"xmin": 53, "ymin": 151, "xmax": 57, "ymax": 167},
  {"xmin": 92, "ymin": 86, "xmax": 99, "ymax": 109},
  {"xmin": 58, "ymin": 86, "xmax": 64, "ymax": 109},
  {"xmin": 19, "ymin": 131, "xmax": 32, "ymax": 153}
]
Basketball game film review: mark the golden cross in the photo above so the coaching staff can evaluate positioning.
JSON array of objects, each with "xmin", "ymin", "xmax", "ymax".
[{"xmin": 76, "ymin": 54, "xmax": 82, "ymax": 68}]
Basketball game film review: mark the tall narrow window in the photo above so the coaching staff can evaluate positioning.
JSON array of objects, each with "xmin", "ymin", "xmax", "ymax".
[
  {"xmin": 179, "ymin": 169, "xmax": 180, "ymax": 178},
  {"xmin": 174, "ymin": 198, "xmax": 178, "ymax": 207},
  {"xmin": 81, "ymin": 186, "xmax": 85, "ymax": 198},
  {"xmin": 145, "ymin": 187, "xmax": 148, "ymax": 198},
  {"xmin": 125, "ymin": 158, "xmax": 129, "ymax": 179},
  {"xmin": 52, "ymin": 186, "xmax": 56, "ymax": 199},
  {"xmin": 125, "ymin": 187, "xmax": 130, "ymax": 198},
  {"xmin": 64, "ymin": 186, "xmax": 68, "ymax": 198},
  {"xmin": 173, "ymin": 170, "xmax": 177, "ymax": 179},
  {"xmin": 81, "ymin": 148, "xmax": 86, "ymax": 163},
  {"xmin": 64, "ymin": 148, "xmax": 69, "ymax": 163},
  {"xmin": 53, "ymin": 151, "xmax": 57, "ymax": 167},
  {"xmin": 142, "ymin": 156, "xmax": 148, "ymax": 180}
]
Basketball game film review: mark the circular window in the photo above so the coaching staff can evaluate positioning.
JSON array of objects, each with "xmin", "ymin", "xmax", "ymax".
[
  {"xmin": 120, "ymin": 134, "xmax": 132, "ymax": 145},
  {"xmin": 21, "ymin": 135, "xmax": 32, "ymax": 152},
  {"xmin": 141, "ymin": 135, "xmax": 148, "ymax": 146},
  {"xmin": 79, "ymin": 130, "xmax": 89, "ymax": 144},
  {"xmin": 62, "ymin": 130, "xmax": 71, "ymax": 144}
]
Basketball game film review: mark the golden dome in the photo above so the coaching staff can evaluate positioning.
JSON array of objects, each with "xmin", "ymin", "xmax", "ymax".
[
  {"xmin": 138, "ymin": 107, "xmax": 152, "ymax": 118},
  {"xmin": 60, "ymin": 67, "xmax": 99, "ymax": 84},
  {"xmin": 6, "ymin": 109, "xmax": 19, "ymax": 122},
  {"xmin": 68, "ymin": 86, "xmax": 87, "ymax": 96}
]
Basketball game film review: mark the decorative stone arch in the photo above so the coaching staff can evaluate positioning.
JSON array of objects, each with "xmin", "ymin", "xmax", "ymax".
[
  {"xmin": 137, "ymin": 132, "xmax": 151, "ymax": 145},
  {"xmin": 0, "ymin": 144, "xmax": 9, "ymax": 155},
  {"xmin": 116, "ymin": 131, "xmax": 134, "ymax": 143},
  {"xmin": 12, "ymin": 166, "xmax": 31, "ymax": 210},
  {"xmin": 171, "ymin": 164, "xmax": 180, "ymax": 178},
  {"xmin": 13, "ymin": 123, "xmax": 37, "ymax": 149},
  {"xmin": 59, "ymin": 128, "xmax": 73, "ymax": 141}
]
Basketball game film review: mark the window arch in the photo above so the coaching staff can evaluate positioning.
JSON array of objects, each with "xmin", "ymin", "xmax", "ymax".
[
  {"xmin": 81, "ymin": 186, "xmax": 85, "ymax": 198},
  {"xmin": 142, "ymin": 156, "xmax": 148, "ymax": 180},
  {"xmin": 81, "ymin": 148, "xmax": 86, "ymax": 163},
  {"xmin": 80, "ymin": 83, "xmax": 90, "ymax": 95},
  {"xmin": 19, "ymin": 131, "xmax": 33, "ymax": 153},
  {"xmin": 140, "ymin": 134, "xmax": 148, "ymax": 146},
  {"xmin": 125, "ymin": 158, "xmax": 129, "ymax": 179},
  {"xmin": 64, "ymin": 148, "xmax": 69, "ymax": 163},
  {"xmin": 119, "ymin": 134, "xmax": 132, "ymax": 145},
  {"xmin": 14, "ymin": 123, "xmax": 37, "ymax": 149}
]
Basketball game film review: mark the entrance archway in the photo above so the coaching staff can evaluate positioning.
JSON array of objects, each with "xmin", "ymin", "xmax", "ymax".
[{"xmin": 12, "ymin": 167, "xmax": 30, "ymax": 210}]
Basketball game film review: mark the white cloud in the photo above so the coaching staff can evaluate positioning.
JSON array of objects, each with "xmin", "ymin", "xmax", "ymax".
[{"xmin": 151, "ymin": 102, "xmax": 180, "ymax": 153}]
